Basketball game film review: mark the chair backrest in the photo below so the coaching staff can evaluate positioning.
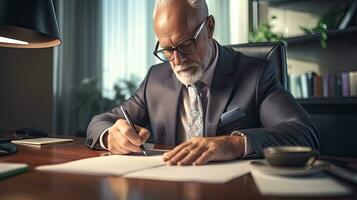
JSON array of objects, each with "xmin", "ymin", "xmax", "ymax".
[{"xmin": 227, "ymin": 42, "xmax": 288, "ymax": 89}]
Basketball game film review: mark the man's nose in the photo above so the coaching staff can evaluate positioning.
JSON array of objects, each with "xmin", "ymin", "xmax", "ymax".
[{"xmin": 172, "ymin": 50, "xmax": 186, "ymax": 65}]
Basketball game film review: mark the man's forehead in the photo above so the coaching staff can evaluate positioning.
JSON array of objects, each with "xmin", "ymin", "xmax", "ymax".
[
  {"xmin": 154, "ymin": 4, "xmax": 201, "ymax": 46},
  {"xmin": 155, "ymin": 21, "xmax": 193, "ymax": 45}
]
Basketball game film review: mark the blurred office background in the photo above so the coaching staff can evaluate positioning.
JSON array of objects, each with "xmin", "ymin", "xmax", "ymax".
[
  {"xmin": 0, "ymin": 0, "xmax": 356, "ymax": 155},
  {"xmin": 51, "ymin": 0, "xmax": 250, "ymax": 136}
]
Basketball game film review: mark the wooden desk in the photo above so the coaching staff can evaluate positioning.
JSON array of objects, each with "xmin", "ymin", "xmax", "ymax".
[{"xmin": 0, "ymin": 137, "xmax": 356, "ymax": 200}]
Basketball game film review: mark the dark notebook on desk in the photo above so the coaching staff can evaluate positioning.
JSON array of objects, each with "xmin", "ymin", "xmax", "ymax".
[{"xmin": 324, "ymin": 158, "xmax": 357, "ymax": 184}]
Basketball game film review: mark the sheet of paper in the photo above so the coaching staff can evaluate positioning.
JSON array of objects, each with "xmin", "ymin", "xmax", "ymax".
[
  {"xmin": 36, "ymin": 154, "xmax": 251, "ymax": 183},
  {"xmin": 12, "ymin": 137, "xmax": 74, "ymax": 145},
  {"xmin": 251, "ymin": 169, "xmax": 352, "ymax": 196},
  {"xmin": 125, "ymin": 160, "xmax": 251, "ymax": 183},
  {"xmin": 36, "ymin": 155, "xmax": 165, "ymax": 176}
]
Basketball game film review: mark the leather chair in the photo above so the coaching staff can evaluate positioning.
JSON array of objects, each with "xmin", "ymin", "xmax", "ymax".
[{"xmin": 227, "ymin": 42, "xmax": 288, "ymax": 89}]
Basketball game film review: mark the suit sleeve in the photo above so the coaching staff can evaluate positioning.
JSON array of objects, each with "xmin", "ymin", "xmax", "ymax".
[
  {"xmin": 85, "ymin": 68, "xmax": 153, "ymax": 149},
  {"xmin": 239, "ymin": 61, "xmax": 320, "ymax": 158}
]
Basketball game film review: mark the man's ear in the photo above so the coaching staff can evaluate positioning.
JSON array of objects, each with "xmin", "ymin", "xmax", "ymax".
[{"xmin": 207, "ymin": 16, "xmax": 215, "ymax": 39}]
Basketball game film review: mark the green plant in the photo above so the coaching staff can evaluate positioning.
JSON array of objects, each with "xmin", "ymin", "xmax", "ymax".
[
  {"xmin": 249, "ymin": 16, "xmax": 285, "ymax": 43},
  {"xmin": 75, "ymin": 75, "xmax": 140, "ymax": 135},
  {"xmin": 112, "ymin": 75, "xmax": 141, "ymax": 105},
  {"xmin": 300, "ymin": 5, "xmax": 346, "ymax": 48}
]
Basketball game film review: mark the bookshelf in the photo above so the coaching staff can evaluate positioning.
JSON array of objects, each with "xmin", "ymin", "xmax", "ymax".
[
  {"xmin": 286, "ymin": 27, "xmax": 357, "ymax": 46},
  {"xmin": 297, "ymin": 97, "xmax": 357, "ymax": 106},
  {"xmin": 297, "ymin": 97, "xmax": 357, "ymax": 115},
  {"xmin": 249, "ymin": 0, "xmax": 357, "ymax": 101},
  {"xmin": 249, "ymin": 0, "xmax": 357, "ymax": 156}
]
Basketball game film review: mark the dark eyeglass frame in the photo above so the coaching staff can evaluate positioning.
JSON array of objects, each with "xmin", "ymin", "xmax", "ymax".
[{"xmin": 153, "ymin": 15, "xmax": 211, "ymax": 62}]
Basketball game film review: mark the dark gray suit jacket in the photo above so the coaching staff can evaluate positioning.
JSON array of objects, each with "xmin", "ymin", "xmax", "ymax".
[{"xmin": 86, "ymin": 44, "xmax": 319, "ymax": 157}]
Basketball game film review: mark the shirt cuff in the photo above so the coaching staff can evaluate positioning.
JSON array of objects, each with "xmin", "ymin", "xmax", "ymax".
[
  {"xmin": 99, "ymin": 128, "xmax": 110, "ymax": 150},
  {"xmin": 231, "ymin": 131, "xmax": 255, "ymax": 158}
]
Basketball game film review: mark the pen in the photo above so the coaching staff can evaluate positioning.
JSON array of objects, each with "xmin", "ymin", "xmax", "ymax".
[{"xmin": 120, "ymin": 106, "xmax": 148, "ymax": 156}]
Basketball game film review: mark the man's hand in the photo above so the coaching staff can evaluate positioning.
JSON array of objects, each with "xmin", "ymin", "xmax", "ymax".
[
  {"xmin": 163, "ymin": 136, "xmax": 245, "ymax": 165},
  {"xmin": 105, "ymin": 119, "xmax": 150, "ymax": 154}
]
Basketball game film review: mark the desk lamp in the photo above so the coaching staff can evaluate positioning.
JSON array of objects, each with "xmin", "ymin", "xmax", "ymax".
[{"xmin": 0, "ymin": 0, "xmax": 61, "ymax": 155}]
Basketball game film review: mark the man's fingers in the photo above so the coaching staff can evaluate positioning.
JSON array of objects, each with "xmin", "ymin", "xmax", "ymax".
[
  {"xmin": 137, "ymin": 127, "xmax": 150, "ymax": 144},
  {"xmin": 109, "ymin": 123, "xmax": 140, "ymax": 153},
  {"xmin": 166, "ymin": 143, "xmax": 198, "ymax": 165},
  {"xmin": 193, "ymin": 149, "xmax": 215, "ymax": 165},
  {"xmin": 113, "ymin": 147, "xmax": 130, "ymax": 155},
  {"xmin": 163, "ymin": 141, "xmax": 191, "ymax": 161},
  {"xmin": 177, "ymin": 146, "xmax": 207, "ymax": 166},
  {"xmin": 107, "ymin": 136, "xmax": 130, "ymax": 155},
  {"xmin": 117, "ymin": 134, "xmax": 142, "ymax": 153},
  {"xmin": 167, "ymin": 147, "xmax": 192, "ymax": 165},
  {"xmin": 116, "ymin": 119, "xmax": 142, "ymax": 146}
]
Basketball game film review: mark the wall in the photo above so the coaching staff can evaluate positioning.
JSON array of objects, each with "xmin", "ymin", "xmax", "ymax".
[{"xmin": 0, "ymin": 47, "xmax": 53, "ymax": 133}]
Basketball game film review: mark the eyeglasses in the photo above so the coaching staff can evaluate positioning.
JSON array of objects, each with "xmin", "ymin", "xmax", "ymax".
[{"xmin": 153, "ymin": 16, "xmax": 210, "ymax": 62}]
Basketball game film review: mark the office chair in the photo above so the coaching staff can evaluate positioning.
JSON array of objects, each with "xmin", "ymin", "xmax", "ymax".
[{"xmin": 227, "ymin": 42, "xmax": 288, "ymax": 90}]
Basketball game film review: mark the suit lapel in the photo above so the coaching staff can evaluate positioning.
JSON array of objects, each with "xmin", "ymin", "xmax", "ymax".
[
  {"xmin": 163, "ymin": 73, "xmax": 182, "ymax": 146},
  {"xmin": 205, "ymin": 46, "xmax": 236, "ymax": 137}
]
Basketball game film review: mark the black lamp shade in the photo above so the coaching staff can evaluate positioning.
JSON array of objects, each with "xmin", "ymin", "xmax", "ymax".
[{"xmin": 0, "ymin": 0, "xmax": 61, "ymax": 48}]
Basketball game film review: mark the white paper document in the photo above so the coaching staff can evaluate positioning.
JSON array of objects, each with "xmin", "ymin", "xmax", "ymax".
[
  {"xmin": 251, "ymin": 169, "xmax": 352, "ymax": 196},
  {"xmin": 12, "ymin": 137, "xmax": 74, "ymax": 145},
  {"xmin": 36, "ymin": 155, "xmax": 251, "ymax": 183},
  {"xmin": 124, "ymin": 160, "xmax": 251, "ymax": 183},
  {"xmin": 36, "ymin": 155, "xmax": 164, "ymax": 176}
]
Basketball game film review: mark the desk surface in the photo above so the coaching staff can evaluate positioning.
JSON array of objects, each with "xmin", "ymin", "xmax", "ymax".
[{"xmin": 0, "ymin": 137, "xmax": 356, "ymax": 200}]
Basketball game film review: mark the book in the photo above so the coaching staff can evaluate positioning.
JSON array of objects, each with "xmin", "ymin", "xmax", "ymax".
[
  {"xmin": 350, "ymin": 72, "xmax": 357, "ymax": 96},
  {"xmin": 300, "ymin": 74, "xmax": 309, "ymax": 98},
  {"xmin": 306, "ymin": 71, "xmax": 315, "ymax": 97},
  {"xmin": 341, "ymin": 72, "xmax": 350, "ymax": 97},
  {"xmin": 288, "ymin": 71, "xmax": 357, "ymax": 98},
  {"xmin": 322, "ymin": 73, "xmax": 330, "ymax": 97},
  {"xmin": 313, "ymin": 74, "xmax": 323, "ymax": 97},
  {"xmin": 0, "ymin": 163, "xmax": 28, "ymax": 179},
  {"xmin": 295, "ymin": 75, "xmax": 302, "ymax": 98},
  {"xmin": 329, "ymin": 73, "xmax": 336, "ymax": 97},
  {"xmin": 289, "ymin": 74, "xmax": 301, "ymax": 98},
  {"xmin": 354, "ymin": 71, "xmax": 357, "ymax": 96},
  {"xmin": 335, "ymin": 73, "xmax": 342, "ymax": 97},
  {"xmin": 12, "ymin": 137, "xmax": 74, "ymax": 145}
]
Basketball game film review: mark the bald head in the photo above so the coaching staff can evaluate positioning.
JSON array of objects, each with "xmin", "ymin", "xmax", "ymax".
[
  {"xmin": 154, "ymin": 0, "xmax": 207, "ymax": 41},
  {"xmin": 153, "ymin": 0, "xmax": 208, "ymax": 19},
  {"xmin": 153, "ymin": 0, "xmax": 215, "ymax": 86}
]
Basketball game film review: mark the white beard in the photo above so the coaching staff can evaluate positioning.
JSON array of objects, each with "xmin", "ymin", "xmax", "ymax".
[{"xmin": 172, "ymin": 64, "xmax": 203, "ymax": 86}]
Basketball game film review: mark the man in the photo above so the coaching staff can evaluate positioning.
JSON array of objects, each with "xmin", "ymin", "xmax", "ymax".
[{"xmin": 86, "ymin": 0, "xmax": 319, "ymax": 165}]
